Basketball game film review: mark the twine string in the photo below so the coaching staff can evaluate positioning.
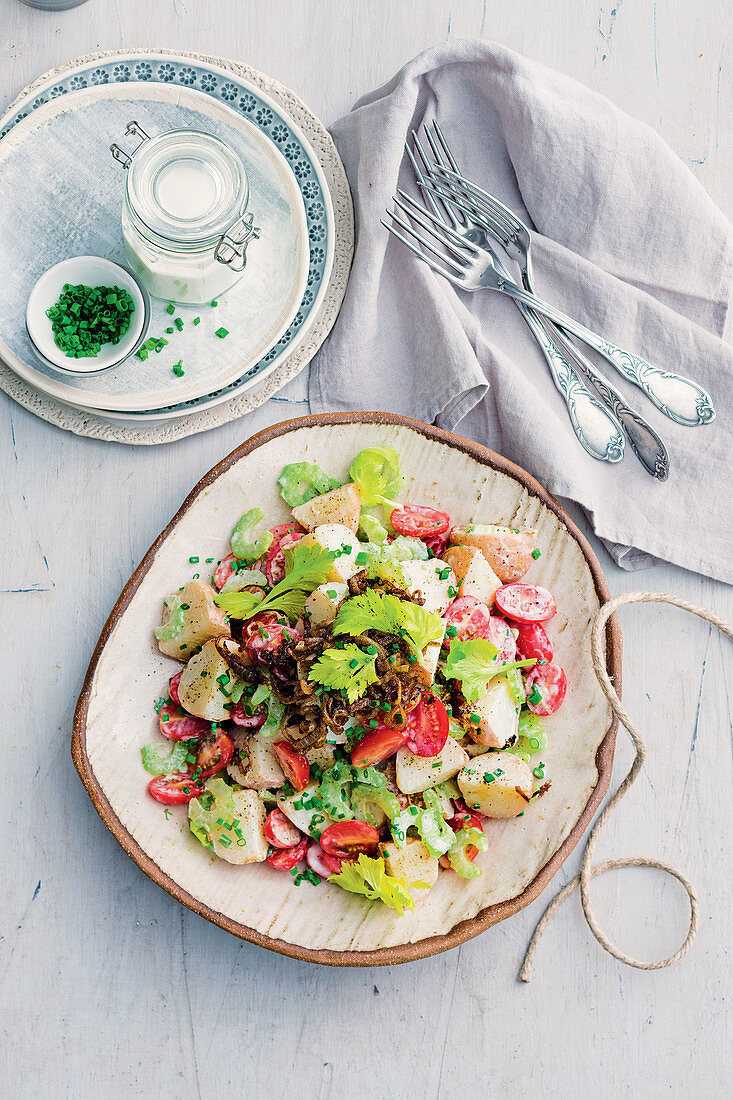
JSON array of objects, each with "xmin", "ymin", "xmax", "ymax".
[{"xmin": 519, "ymin": 591, "xmax": 733, "ymax": 983}]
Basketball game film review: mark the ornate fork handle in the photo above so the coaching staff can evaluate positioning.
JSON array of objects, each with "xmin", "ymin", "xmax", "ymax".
[
  {"xmin": 519, "ymin": 304, "xmax": 625, "ymax": 463},
  {"xmin": 496, "ymin": 283, "xmax": 716, "ymax": 428}
]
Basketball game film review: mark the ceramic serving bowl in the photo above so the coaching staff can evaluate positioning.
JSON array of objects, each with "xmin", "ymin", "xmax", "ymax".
[
  {"xmin": 72, "ymin": 413, "xmax": 621, "ymax": 965},
  {"xmin": 26, "ymin": 256, "xmax": 149, "ymax": 374}
]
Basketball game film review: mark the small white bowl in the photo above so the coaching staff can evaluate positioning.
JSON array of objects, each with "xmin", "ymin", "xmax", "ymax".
[{"xmin": 26, "ymin": 256, "xmax": 149, "ymax": 374}]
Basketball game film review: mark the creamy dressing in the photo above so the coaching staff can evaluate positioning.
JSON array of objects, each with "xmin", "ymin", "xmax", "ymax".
[
  {"xmin": 120, "ymin": 129, "xmax": 250, "ymax": 305},
  {"xmin": 154, "ymin": 159, "xmax": 220, "ymax": 221}
]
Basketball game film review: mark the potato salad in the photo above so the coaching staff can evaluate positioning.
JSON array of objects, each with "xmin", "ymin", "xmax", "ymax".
[{"xmin": 144, "ymin": 447, "xmax": 567, "ymax": 913}]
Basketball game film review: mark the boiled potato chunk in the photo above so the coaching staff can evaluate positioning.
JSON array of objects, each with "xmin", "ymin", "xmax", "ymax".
[
  {"xmin": 216, "ymin": 790, "xmax": 268, "ymax": 864},
  {"xmin": 292, "ymin": 482, "xmax": 361, "ymax": 533},
  {"xmin": 300, "ymin": 524, "xmax": 364, "ymax": 582},
  {"xmin": 379, "ymin": 837, "xmax": 439, "ymax": 888},
  {"xmin": 414, "ymin": 623, "xmax": 447, "ymax": 688},
  {"xmin": 277, "ymin": 782, "xmax": 335, "ymax": 838},
  {"xmin": 177, "ymin": 639, "xmax": 239, "ymax": 721},
  {"xmin": 395, "ymin": 736, "xmax": 469, "ymax": 794},
  {"xmin": 449, "ymin": 525, "xmax": 537, "ymax": 583},
  {"xmin": 442, "ymin": 545, "xmax": 502, "ymax": 608},
  {"xmin": 156, "ymin": 579, "xmax": 230, "ymax": 660},
  {"xmin": 468, "ymin": 679, "xmax": 520, "ymax": 748},
  {"xmin": 457, "ymin": 752, "xmax": 533, "ymax": 818},
  {"xmin": 401, "ymin": 559, "xmax": 456, "ymax": 614},
  {"xmin": 305, "ymin": 743, "xmax": 337, "ymax": 771},
  {"xmin": 303, "ymin": 581, "xmax": 349, "ymax": 626},
  {"xmin": 228, "ymin": 731, "xmax": 285, "ymax": 789}
]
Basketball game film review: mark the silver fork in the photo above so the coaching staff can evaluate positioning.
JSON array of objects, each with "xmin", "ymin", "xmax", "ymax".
[
  {"xmin": 413, "ymin": 125, "xmax": 670, "ymax": 480},
  {"xmin": 391, "ymin": 170, "xmax": 625, "ymax": 464},
  {"xmin": 419, "ymin": 130, "xmax": 715, "ymax": 432}
]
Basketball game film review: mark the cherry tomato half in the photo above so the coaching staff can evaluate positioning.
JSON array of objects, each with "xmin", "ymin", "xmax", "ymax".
[
  {"xmin": 447, "ymin": 810, "xmax": 483, "ymax": 833},
  {"xmin": 351, "ymin": 723, "xmax": 408, "ymax": 769},
  {"xmin": 264, "ymin": 808, "xmax": 303, "ymax": 849},
  {"xmin": 404, "ymin": 694, "xmax": 449, "ymax": 758},
  {"xmin": 195, "ymin": 729, "xmax": 235, "ymax": 779},
  {"xmin": 148, "ymin": 772, "xmax": 204, "ymax": 805},
  {"xmin": 265, "ymin": 531, "xmax": 304, "ymax": 587},
  {"xmin": 271, "ymin": 741, "xmax": 311, "ymax": 790},
  {"xmin": 485, "ymin": 616, "xmax": 517, "ymax": 665},
  {"xmin": 390, "ymin": 504, "xmax": 451, "ymax": 539},
  {"xmin": 242, "ymin": 612, "xmax": 300, "ymax": 664},
  {"xmin": 213, "ymin": 551, "xmax": 238, "ymax": 590},
  {"xmin": 229, "ymin": 702, "xmax": 267, "ymax": 728},
  {"xmin": 266, "ymin": 835, "xmax": 309, "ymax": 871},
  {"xmin": 442, "ymin": 595, "xmax": 494, "ymax": 648},
  {"xmin": 268, "ymin": 521, "xmax": 303, "ymax": 543},
  {"xmin": 320, "ymin": 820, "xmax": 380, "ymax": 861},
  {"xmin": 158, "ymin": 704, "xmax": 210, "ymax": 742},
  {"xmin": 494, "ymin": 583, "xmax": 557, "ymax": 623},
  {"xmin": 525, "ymin": 662, "xmax": 567, "ymax": 716},
  {"xmin": 306, "ymin": 840, "xmax": 343, "ymax": 877},
  {"xmin": 509, "ymin": 620, "xmax": 554, "ymax": 663},
  {"xmin": 168, "ymin": 671, "xmax": 182, "ymax": 707}
]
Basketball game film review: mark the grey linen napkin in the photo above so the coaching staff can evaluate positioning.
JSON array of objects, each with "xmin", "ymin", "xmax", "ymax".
[{"xmin": 310, "ymin": 40, "xmax": 733, "ymax": 583}]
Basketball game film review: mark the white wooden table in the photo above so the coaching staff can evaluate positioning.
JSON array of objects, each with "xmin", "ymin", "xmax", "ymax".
[{"xmin": 1, "ymin": 2, "xmax": 731, "ymax": 1097}]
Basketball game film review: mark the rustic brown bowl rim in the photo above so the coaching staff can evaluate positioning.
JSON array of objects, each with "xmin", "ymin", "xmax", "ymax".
[{"xmin": 72, "ymin": 411, "xmax": 621, "ymax": 966}]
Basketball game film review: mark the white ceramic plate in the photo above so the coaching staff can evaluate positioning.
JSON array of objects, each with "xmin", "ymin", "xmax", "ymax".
[
  {"xmin": 73, "ymin": 415, "xmax": 620, "ymax": 963},
  {"xmin": 0, "ymin": 84, "xmax": 309, "ymax": 412}
]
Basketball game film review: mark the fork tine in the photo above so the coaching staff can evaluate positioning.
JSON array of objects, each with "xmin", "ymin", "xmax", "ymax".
[
  {"xmin": 430, "ymin": 164, "xmax": 520, "ymax": 237},
  {"xmin": 411, "ymin": 131, "xmax": 464, "ymax": 229},
  {"xmin": 430, "ymin": 121, "xmax": 461, "ymax": 173},
  {"xmin": 394, "ymin": 189, "xmax": 481, "ymax": 254},
  {"xmin": 386, "ymin": 208, "xmax": 470, "ymax": 273},
  {"xmin": 420, "ymin": 175, "xmax": 512, "ymax": 247},
  {"xmin": 421, "ymin": 126, "xmax": 468, "ymax": 231},
  {"xmin": 404, "ymin": 141, "xmax": 445, "ymax": 223},
  {"xmin": 381, "ymin": 219, "xmax": 464, "ymax": 286}
]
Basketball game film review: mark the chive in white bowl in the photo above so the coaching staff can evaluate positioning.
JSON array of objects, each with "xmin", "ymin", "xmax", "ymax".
[{"xmin": 25, "ymin": 256, "xmax": 149, "ymax": 375}]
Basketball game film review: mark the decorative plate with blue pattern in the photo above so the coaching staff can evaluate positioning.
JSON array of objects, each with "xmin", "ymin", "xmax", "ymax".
[{"xmin": 0, "ymin": 53, "xmax": 336, "ymax": 417}]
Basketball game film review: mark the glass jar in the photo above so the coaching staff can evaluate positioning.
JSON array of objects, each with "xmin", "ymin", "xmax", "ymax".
[{"xmin": 111, "ymin": 123, "xmax": 259, "ymax": 305}]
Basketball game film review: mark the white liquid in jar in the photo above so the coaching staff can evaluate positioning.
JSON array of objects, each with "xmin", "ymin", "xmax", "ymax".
[{"xmin": 154, "ymin": 158, "xmax": 220, "ymax": 221}]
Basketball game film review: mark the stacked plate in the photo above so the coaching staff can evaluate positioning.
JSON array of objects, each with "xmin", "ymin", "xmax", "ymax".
[{"xmin": 0, "ymin": 53, "xmax": 348, "ymax": 431}]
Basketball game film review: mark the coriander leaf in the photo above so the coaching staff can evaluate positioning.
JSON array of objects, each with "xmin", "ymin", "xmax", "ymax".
[
  {"xmin": 328, "ymin": 853, "xmax": 429, "ymax": 915},
  {"xmin": 349, "ymin": 447, "xmax": 405, "ymax": 509},
  {"xmin": 333, "ymin": 588, "xmax": 401, "ymax": 637},
  {"xmin": 308, "ymin": 644, "xmax": 379, "ymax": 704},
  {"xmin": 230, "ymin": 508, "xmax": 274, "ymax": 562},
  {"xmin": 333, "ymin": 590, "xmax": 443, "ymax": 656},
  {"xmin": 277, "ymin": 462, "xmax": 341, "ymax": 507},
  {"xmin": 397, "ymin": 600, "xmax": 445, "ymax": 655},
  {"xmin": 444, "ymin": 638, "xmax": 537, "ymax": 703},
  {"xmin": 216, "ymin": 541, "xmax": 336, "ymax": 622}
]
